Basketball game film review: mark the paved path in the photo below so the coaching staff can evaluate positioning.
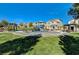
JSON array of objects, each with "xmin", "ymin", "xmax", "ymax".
[{"xmin": 11, "ymin": 31, "xmax": 69, "ymax": 37}]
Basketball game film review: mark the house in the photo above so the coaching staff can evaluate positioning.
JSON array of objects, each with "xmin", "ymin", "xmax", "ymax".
[
  {"xmin": 45, "ymin": 19, "xmax": 63, "ymax": 32},
  {"xmin": 33, "ymin": 21, "xmax": 46, "ymax": 31},
  {"xmin": 7, "ymin": 23, "xmax": 17, "ymax": 31},
  {"xmin": 64, "ymin": 19, "xmax": 79, "ymax": 32}
]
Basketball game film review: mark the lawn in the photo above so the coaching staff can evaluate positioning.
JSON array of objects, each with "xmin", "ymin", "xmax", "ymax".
[
  {"xmin": 59, "ymin": 32, "xmax": 79, "ymax": 55},
  {"xmin": 0, "ymin": 32, "xmax": 21, "ymax": 44},
  {"xmin": 0, "ymin": 32, "xmax": 65, "ymax": 55},
  {"xmin": 26, "ymin": 36, "xmax": 64, "ymax": 55},
  {"xmin": 0, "ymin": 32, "xmax": 79, "ymax": 55}
]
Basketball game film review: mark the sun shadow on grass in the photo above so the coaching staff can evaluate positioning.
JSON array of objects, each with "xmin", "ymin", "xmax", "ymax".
[
  {"xmin": 0, "ymin": 34, "xmax": 41, "ymax": 55},
  {"xmin": 59, "ymin": 35, "xmax": 79, "ymax": 55}
]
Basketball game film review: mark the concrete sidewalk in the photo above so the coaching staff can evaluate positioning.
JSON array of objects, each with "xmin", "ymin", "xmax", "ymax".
[{"xmin": 11, "ymin": 31, "xmax": 69, "ymax": 37}]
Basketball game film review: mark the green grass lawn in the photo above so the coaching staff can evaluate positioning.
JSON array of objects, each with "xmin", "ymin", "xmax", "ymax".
[
  {"xmin": 0, "ymin": 33, "xmax": 21, "ymax": 44},
  {"xmin": 59, "ymin": 32, "xmax": 79, "ymax": 55},
  {"xmin": 70, "ymin": 32, "xmax": 79, "ymax": 37},
  {"xmin": 0, "ymin": 32, "xmax": 79, "ymax": 55},
  {"xmin": 26, "ymin": 36, "xmax": 64, "ymax": 55},
  {"xmin": 0, "ymin": 32, "xmax": 65, "ymax": 55}
]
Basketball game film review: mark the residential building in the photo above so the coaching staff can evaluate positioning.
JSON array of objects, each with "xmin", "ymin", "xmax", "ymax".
[
  {"xmin": 8, "ymin": 23, "xmax": 17, "ymax": 31},
  {"xmin": 33, "ymin": 21, "xmax": 46, "ymax": 31},
  {"xmin": 64, "ymin": 19, "xmax": 79, "ymax": 32},
  {"xmin": 45, "ymin": 19, "xmax": 63, "ymax": 31}
]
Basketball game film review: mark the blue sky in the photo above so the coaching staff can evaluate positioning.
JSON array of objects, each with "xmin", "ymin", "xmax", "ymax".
[{"xmin": 0, "ymin": 3, "xmax": 73, "ymax": 24}]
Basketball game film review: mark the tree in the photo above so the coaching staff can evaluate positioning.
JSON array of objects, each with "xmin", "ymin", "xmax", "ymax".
[
  {"xmin": 29, "ymin": 22, "xmax": 33, "ymax": 27},
  {"xmin": 68, "ymin": 3, "xmax": 79, "ymax": 19},
  {"xmin": 19, "ymin": 22, "xmax": 25, "ymax": 31},
  {"xmin": 7, "ymin": 25, "xmax": 13, "ymax": 31},
  {"xmin": 19, "ymin": 22, "xmax": 24, "ymax": 26},
  {"xmin": 68, "ymin": 4, "xmax": 79, "ymax": 32},
  {"xmin": 1, "ymin": 20, "xmax": 9, "ymax": 26},
  {"xmin": 0, "ymin": 22, "xmax": 3, "ymax": 27}
]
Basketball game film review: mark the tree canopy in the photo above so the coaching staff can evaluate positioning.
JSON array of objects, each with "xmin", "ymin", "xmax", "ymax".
[
  {"xmin": 68, "ymin": 3, "xmax": 79, "ymax": 19},
  {"xmin": 19, "ymin": 22, "xmax": 24, "ymax": 26},
  {"xmin": 1, "ymin": 20, "xmax": 9, "ymax": 26},
  {"xmin": 29, "ymin": 22, "xmax": 33, "ymax": 27}
]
